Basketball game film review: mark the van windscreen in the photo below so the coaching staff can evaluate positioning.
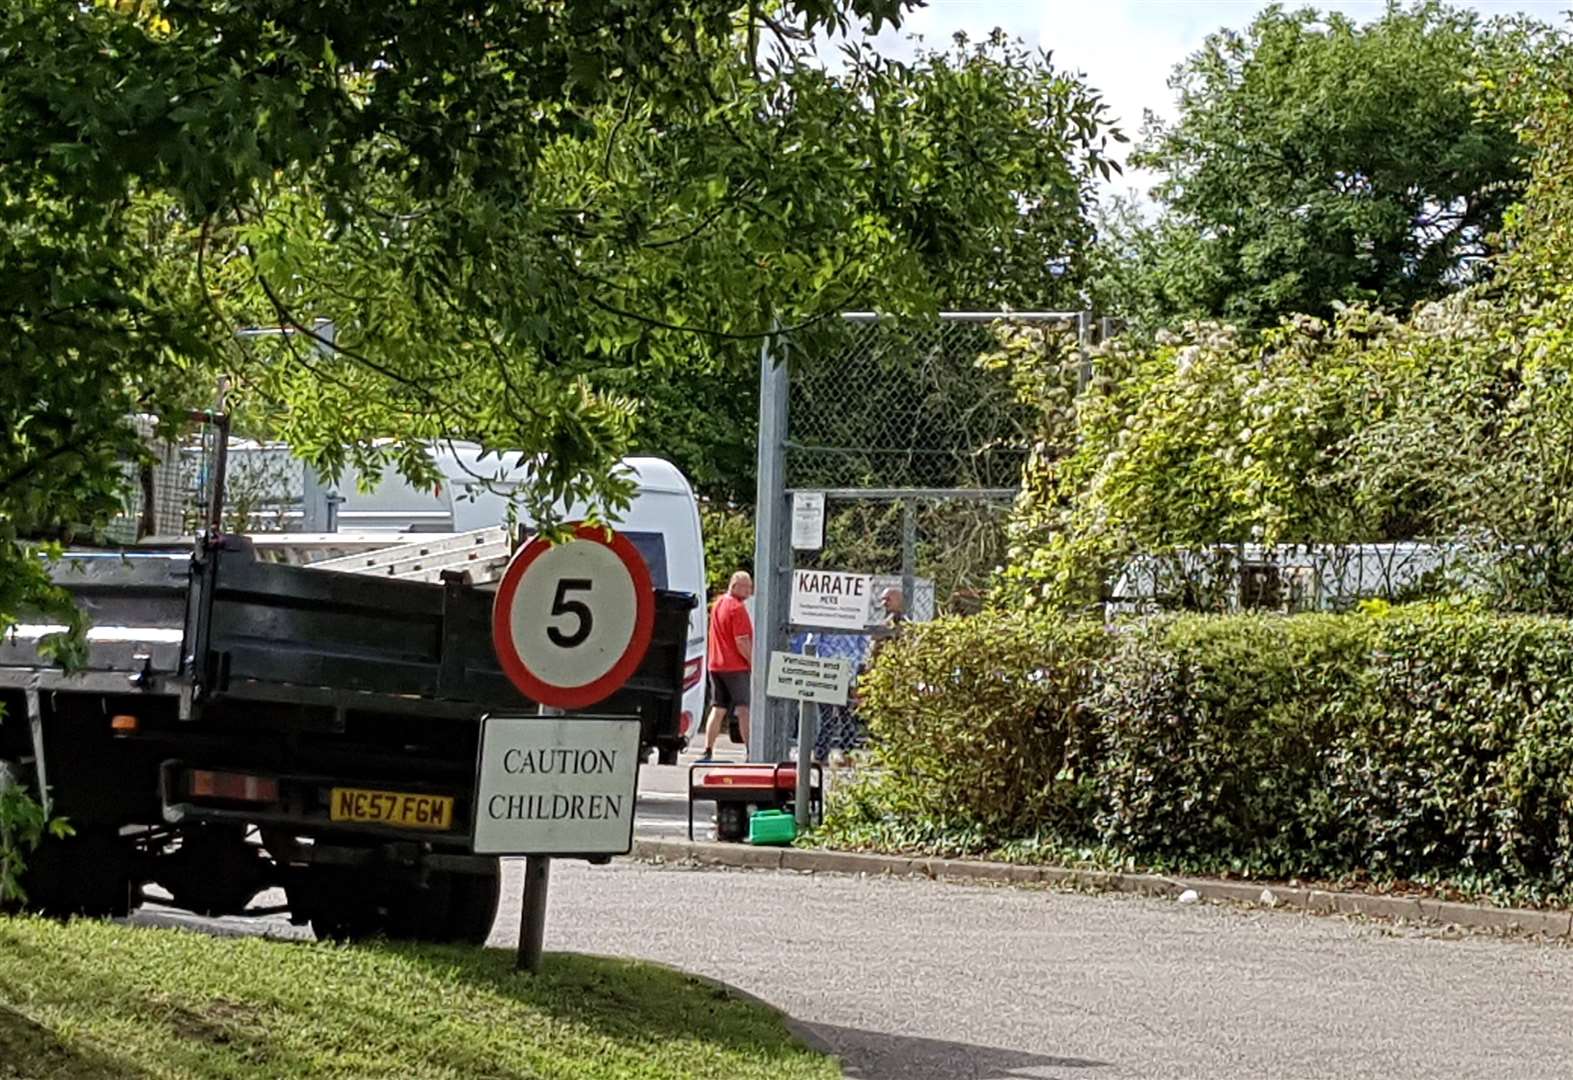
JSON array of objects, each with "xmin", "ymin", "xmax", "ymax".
[{"xmin": 623, "ymin": 531, "xmax": 669, "ymax": 591}]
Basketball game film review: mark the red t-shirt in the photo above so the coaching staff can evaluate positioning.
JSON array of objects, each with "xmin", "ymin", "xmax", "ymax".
[{"xmin": 707, "ymin": 594, "xmax": 752, "ymax": 673}]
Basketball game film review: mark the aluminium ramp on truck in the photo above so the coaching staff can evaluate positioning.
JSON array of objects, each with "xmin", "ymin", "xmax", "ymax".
[{"xmin": 303, "ymin": 527, "xmax": 513, "ymax": 585}]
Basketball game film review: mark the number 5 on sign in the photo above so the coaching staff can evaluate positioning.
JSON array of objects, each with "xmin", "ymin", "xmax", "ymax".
[{"xmin": 491, "ymin": 524, "xmax": 656, "ymax": 709}]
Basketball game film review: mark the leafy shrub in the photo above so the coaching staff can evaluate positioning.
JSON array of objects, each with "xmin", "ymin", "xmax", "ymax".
[
  {"xmin": 0, "ymin": 761, "xmax": 72, "ymax": 905},
  {"xmin": 841, "ymin": 613, "xmax": 1107, "ymax": 836},
  {"xmin": 1089, "ymin": 613, "xmax": 1372, "ymax": 873},
  {"xmin": 1313, "ymin": 607, "xmax": 1573, "ymax": 897},
  {"xmin": 828, "ymin": 605, "xmax": 1573, "ymax": 901}
]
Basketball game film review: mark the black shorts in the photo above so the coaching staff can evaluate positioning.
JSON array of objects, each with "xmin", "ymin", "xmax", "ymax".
[{"xmin": 708, "ymin": 670, "xmax": 750, "ymax": 711}]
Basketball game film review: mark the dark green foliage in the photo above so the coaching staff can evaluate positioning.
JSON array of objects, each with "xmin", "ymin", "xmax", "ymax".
[
  {"xmin": 1107, "ymin": 1, "xmax": 1551, "ymax": 329},
  {"xmin": 1311, "ymin": 610, "xmax": 1573, "ymax": 895},
  {"xmin": 825, "ymin": 606, "xmax": 1573, "ymax": 901},
  {"xmin": 1089, "ymin": 614, "xmax": 1371, "ymax": 871},
  {"xmin": 700, "ymin": 504, "xmax": 755, "ymax": 597},
  {"xmin": 847, "ymin": 613, "xmax": 1108, "ymax": 835}
]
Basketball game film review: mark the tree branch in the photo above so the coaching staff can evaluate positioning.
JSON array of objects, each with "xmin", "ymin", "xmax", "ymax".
[{"xmin": 252, "ymin": 271, "xmax": 451, "ymax": 399}]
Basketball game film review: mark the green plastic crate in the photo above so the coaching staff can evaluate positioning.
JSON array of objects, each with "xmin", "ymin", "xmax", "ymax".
[{"xmin": 748, "ymin": 809, "xmax": 797, "ymax": 846}]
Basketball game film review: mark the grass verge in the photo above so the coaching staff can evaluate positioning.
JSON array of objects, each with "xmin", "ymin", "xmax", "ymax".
[{"xmin": 0, "ymin": 916, "xmax": 837, "ymax": 1080}]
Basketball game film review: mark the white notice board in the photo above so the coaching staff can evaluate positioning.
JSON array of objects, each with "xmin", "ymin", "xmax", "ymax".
[
  {"xmin": 791, "ymin": 491, "xmax": 825, "ymax": 551},
  {"xmin": 767, "ymin": 650, "xmax": 853, "ymax": 705},
  {"xmin": 789, "ymin": 569, "xmax": 871, "ymax": 630},
  {"xmin": 472, "ymin": 715, "xmax": 641, "ymax": 855}
]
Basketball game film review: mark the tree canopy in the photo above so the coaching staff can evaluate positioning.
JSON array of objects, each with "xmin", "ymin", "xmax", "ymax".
[
  {"xmin": 1101, "ymin": 1, "xmax": 1551, "ymax": 330},
  {"xmin": 1002, "ymin": 43, "xmax": 1573, "ymax": 613},
  {"xmin": 613, "ymin": 32, "xmax": 1123, "ymax": 503},
  {"xmin": 0, "ymin": 2, "xmax": 1123, "ymax": 632}
]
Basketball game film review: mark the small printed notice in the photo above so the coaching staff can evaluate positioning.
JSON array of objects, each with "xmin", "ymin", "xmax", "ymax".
[
  {"xmin": 789, "ymin": 569, "xmax": 871, "ymax": 630},
  {"xmin": 472, "ymin": 716, "xmax": 641, "ymax": 855},
  {"xmin": 791, "ymin": 491, "xmax": 826, "ymax": 551},
  {"xmin": 767, "ymin": 650, "xmax": 852, "ymax": 706}
]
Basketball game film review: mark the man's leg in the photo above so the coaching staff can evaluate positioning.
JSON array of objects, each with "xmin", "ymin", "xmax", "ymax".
[
  {"xmin": 702, "ymin": 706, "xmax": 729, "ymax": 754},
  {"xmin": 734, "ymin": 705, "xmax": 750, "ymax": 747}
]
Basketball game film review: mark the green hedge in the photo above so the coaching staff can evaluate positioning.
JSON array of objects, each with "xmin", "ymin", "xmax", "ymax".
[
  {"xmin": 852, "ymin": 613, "xmax": 1108, "ymax": 838},
  {"xmin": 825, "ymin": 605, "xmax": 1573, "ymax": 901}
]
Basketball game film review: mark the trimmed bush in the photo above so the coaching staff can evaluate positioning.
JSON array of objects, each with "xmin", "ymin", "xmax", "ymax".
[
  {"xmin": 824, "ymin": 605, "xmax": 1573, "ymax": 901},
  {"xmin": 851, "ymin": 613, "xmax": 1108, "ymax": 837},
  {"xmin": 1090, "ymin": 614, "xmax": 1371, "ymax": 874},
  {"xmin": 1313, "ymin": 608, "xmax": 1573, "ymax": 896}
]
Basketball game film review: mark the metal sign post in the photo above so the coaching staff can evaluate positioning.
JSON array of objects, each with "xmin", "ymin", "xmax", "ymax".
[
  {"xmin": 765, "ymin": 644, "xmax": 851, "ymax": 830},
  {"xmin": 486, "ymin": 524, "xmax": 655, "ymax": 974},
  {"xmin": 518, "ymin": 706, "xmax": 555, "ymax": 975},
  {"xmin": 794, "ymin": 637, "xmax": 818, "ymax": 829},
  {"xmin": 518, "ymin": 856, "xmax": 551, "ymax": 972},
  {"xmin": 750, "ymin": 330, "xmax": 791, "ymax": 763},
  {"xmin": 515, "ymin": 701, "xmax": 560, "ymax": 974}
]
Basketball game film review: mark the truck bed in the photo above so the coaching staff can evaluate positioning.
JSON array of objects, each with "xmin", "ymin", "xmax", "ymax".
[{"xmin": 1, "ymin": 536, "xmax": 692, "ymax": 732}]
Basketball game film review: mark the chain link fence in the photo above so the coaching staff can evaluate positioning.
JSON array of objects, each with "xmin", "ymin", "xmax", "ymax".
[
  {"xmin": 105, "ymin": 414, "xmax": 238, "ymax": 543},
  {"xmin": 750, "ymin": 311, "xmax": 1090, "ymax": 762},
  {"xmin": 786, "ymin": 315, "xmax": 1056, "ymax": 491}
]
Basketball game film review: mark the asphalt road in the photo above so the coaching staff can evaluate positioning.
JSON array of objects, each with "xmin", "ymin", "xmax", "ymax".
[
  {"xmin": 126, "ymin": 756, "xmax": 1573, "ymax": 1080},
  {"xmin": 134, "ymin": 852, "xmax": 1573, "ymax": 1079},
  {"xmin": 492, "ymin": 859, "xmax": 1573, "ymax": 1080}
]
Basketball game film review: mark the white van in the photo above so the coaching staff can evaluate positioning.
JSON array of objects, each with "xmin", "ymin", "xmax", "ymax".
[{"xmin": 222, "ymin": 441, "xmax": 710, "ymax": 747}]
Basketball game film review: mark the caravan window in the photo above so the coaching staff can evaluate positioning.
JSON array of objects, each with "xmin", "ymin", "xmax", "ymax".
[{"xmin": 623, "ymin": 531, "xmax": 669, "ymax": 591}]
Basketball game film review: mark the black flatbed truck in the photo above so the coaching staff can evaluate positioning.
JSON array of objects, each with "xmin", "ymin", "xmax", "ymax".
[{"xmin": 0, "ymin": 516, "xmax": 694, "ymax": 941}]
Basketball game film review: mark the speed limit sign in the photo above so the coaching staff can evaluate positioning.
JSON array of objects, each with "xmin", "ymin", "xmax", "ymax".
[{"xmin": 491, "ymin": 523, "xmax": 656, "ymax": 709}]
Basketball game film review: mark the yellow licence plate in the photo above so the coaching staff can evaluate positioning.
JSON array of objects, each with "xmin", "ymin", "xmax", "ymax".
[{"xmin": 329, "ymin": 787, "xmax": 454, "ymax": 831}]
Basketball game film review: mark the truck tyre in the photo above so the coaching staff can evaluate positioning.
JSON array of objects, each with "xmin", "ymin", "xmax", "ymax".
[
  {"xmin": 288, "ymin": 865, "xmax": 382, "ymax": 942},
  {"xmin": 390, "ymin": 864, "xmax": 501, "ymax": 945},
  {"xmin": 441, "ymin": 862, "xmax": 501, "ymax": 945},
  {"xmin": 291, "ymin": 862, "xmax": 501, "ymax": 945},
  {"xmin": 1, "ymin": 760, "xmax": 131, "ymax": 918},
  {"xmin": 160, "ymin": 824, "xmax": 267, "ymax": 917}
]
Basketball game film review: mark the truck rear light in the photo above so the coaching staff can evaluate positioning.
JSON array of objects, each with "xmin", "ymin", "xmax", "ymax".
[
  {"xmin": 188, "ymin": 769, "xmax": 278, "ymax": 803},
  {"xmin": 682, "ymin": 656, "xmax": 703, "ymax": 691},
  {"xmin": 110, "ymin": 714, "xmax": 138, "ymax": 733}
]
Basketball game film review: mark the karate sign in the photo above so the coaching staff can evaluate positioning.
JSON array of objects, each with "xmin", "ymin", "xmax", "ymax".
[{"xmin": 788, "ymin": 569, "xmax": 871, "ymax": 630}]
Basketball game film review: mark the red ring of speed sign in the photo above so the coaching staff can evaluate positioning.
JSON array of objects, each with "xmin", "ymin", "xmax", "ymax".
[{"xmin": 490, "ymin": 523, "xmax": 656, "ymax": 709}]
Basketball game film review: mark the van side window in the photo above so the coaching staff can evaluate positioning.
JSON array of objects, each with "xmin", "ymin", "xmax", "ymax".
[{"xmin": 623, "ymin": 532, "xmax": 669, "ymax": 591}]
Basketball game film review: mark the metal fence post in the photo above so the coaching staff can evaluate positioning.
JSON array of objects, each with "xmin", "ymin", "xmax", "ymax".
[
  {"xmin": 750, "ymin": 327, "xmax": 792, "ymax": 763},
  {"xmin": 1076, "ymin": 309, "xmax": 1093, "ymax": 392},
  {"xmin": 900, "ymin": 499, "xmax": 917, "ymax": 618}
]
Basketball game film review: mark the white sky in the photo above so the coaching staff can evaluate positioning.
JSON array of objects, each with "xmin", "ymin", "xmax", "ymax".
[{"xmin": 845, "ymin": 0, "xmax": 1573, "ymax": 203}]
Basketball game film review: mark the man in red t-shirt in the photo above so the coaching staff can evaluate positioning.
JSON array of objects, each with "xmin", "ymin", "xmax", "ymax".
[{"xmin": 699, "ymin": 570, "xmax": 753, "ymax": 760}]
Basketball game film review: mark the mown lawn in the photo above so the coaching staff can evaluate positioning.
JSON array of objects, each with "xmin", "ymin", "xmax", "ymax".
[{"xmin": 0, "ymin": 916, "xmax": 838, "ymax": 1080}]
